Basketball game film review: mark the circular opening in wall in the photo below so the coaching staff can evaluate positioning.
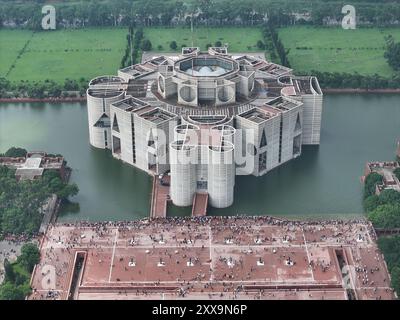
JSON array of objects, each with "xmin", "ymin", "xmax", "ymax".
[{"xmin": 179, "ymin": 86, "xmax": 196, "ymax": 103}]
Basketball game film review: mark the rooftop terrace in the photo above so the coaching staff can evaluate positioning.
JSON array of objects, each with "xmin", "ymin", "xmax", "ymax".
[
  {"xmin": 293, "ymin": 76, "xmax": 322, "ymax": 95},
  {"xmin": 139, "ymin": 108, "xmax": 176, "ymax": 124},
  {"xmin": 87, "ymin": 76, "xmax": 126, "ymax": 98},
  {"xmin": 238, "ymin": 107, "xmax": 279, "ymax": 124},
  {"xmin": 112, "ymin": 96, "xmax": 149, "ymax": 112},
  {"xmin": 266, "ymin": 96, "xmax": 302, "ymax": 111}
]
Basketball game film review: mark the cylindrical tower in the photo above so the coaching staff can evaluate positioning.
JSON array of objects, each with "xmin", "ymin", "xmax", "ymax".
[
  {"xmin": 87, "ymin": 76, "xmax": 125, "ymax": 149},
  {"xmin": 208, "ymin": 141, "xmax": 235, "ymax": 208},
  {"xmin": 169, "ymin": 140, "xmax": 197, "ymax": 206}
]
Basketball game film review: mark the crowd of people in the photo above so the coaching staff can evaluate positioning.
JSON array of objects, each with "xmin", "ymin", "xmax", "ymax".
[{"xmin": 28, "ymin": 215, "xmax": 392, "ymax": 300}]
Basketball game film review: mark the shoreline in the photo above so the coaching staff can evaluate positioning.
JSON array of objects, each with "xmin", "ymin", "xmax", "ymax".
[
  {"xmin": 322, "ymin": 88, "xmax": 400, "ymax": 94},
  {"xmin": 1, "ymin": 89, "xmax": 400, "ymax": 103},
  {"xmin": 0, "ymin": 97, "xmax": 86, "ymax": 103}
]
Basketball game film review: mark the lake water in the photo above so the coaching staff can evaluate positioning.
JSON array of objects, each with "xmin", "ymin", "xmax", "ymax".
[{"xmin": 0, "ymin": 94, "xmax": 399, "ymax": 221}]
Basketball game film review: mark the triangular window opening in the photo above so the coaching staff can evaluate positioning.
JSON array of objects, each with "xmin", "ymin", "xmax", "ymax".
[
  {"xmin": 113, "ymin": 114, "xmax": 120, "ymax": 132},
  {"xmin": 260, "ymin": 130, "xmax": 267, "ymax": 148},
  {"xmin": 148, "ymin": 130, "xmax": 155, "ymax": 147},
  {"xmin": 295, "ymin": 113, "xmax": 301, "ymax": 131},
  {"xmin": 94, "ymin": 113, "xmax": 110, "ymax": 128}
]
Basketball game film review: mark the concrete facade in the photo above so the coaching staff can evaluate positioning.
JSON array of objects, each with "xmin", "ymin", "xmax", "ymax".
[{"xmin": 87, "ymin": 48, "xmax": 324, "ymax": 209}]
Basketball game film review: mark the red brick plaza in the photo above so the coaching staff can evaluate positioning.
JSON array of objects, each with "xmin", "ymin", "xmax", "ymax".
[{"xmin": 29, "ymin": 216, "xmax": 396, "ymax": 300}]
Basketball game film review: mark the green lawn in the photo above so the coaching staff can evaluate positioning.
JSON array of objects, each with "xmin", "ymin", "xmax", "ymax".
[
  {"xmin": 2, "ymin": 28, "xmax": 128, "ymax": 82},
  {"xmin": 143, "ymin": 27, "xmax": 263, "ymax": 53},
  {"xmin": 278, "ymin": 26, "xmax": 400, "ymax": 76},
  {"xmin": 0, "ymin": 30, "xmax": 34, "ymax": 78},
  {"xmin": 0, "ymin": 27, "xmax": 263, "ymax": 83},
  {"xmin": 4, "ymin": 26, "xmax": 399, "ymax": 82}
]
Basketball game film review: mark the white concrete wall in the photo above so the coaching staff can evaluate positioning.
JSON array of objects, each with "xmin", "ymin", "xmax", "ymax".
[
  {"xmin": 301, "ymin": 93, "xmax": 323, "ymax": 145},
  {"xmin": 170, "ymin": 143, "xmax": 197, "ymax": 206},
  {"xmin": 280, "ymin": 105, "xmax": 302, "ymax": 164},
  {"xmin": 208, "ymin": 144, "xmax": 235, "ymax": 208},
  {"xmin": 87, "ymin": 91, "xmax": 125, "ymax": 149},
  {"xmin": 133, "ymin": 114, "xmax": 154, "ymax": 172},
  {"xmin": 110, "ymin": 106, "xmax": 134, "ymax": 165}
]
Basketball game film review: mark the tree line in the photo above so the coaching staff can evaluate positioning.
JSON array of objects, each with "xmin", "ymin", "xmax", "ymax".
[
  {"xmin": 377, "ymin": 235, "xmax": 400, "ymax": 297},
  {"xmin": 120, "ymin": 27, "xmax": 145, "ymax": 69},
  {"xmin": 363, "ymin": 166, "xmax": 400, "ymax": 295},
  {"xmin": 262, "ymin": 22, "xmax": 291, "ymax": 67},
  {"xmin": 310, "ymin": 71, "xmax": 400, "ymax": 89},
  {"xmin": 0, "ymin": 77, "xmax": 88, "ymax": 99},
  {"xmin": 384, "ymin": 35, "xmax": 400, "ymax": 72},
  {"xmin": 2, "ymin": 0, "xmax": 400, "ymax": 30}
]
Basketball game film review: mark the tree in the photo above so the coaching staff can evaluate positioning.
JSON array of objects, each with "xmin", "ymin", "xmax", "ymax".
[
  {"xmin": 0, "ymin": 151, "xmax": 79, "ymax": 236},
  {"xmin": 363, "ymin": 194, "xmax": 380, "ymax": 212},
  {"xmin": 57, "ymin": 183, "xmax": 79, "ymax": 200},
  {"xmin": 0, "ymin": 282, "xmax": 25, "ymax": 300},
  {"xmin": 18, "ymin": 243, "xmax": 40, "ymax": 272},
  {"xmin": 215, "ymin": 40, "xmax": 222, "ymax": 47},
  {"xmin": 368, "ymin": 204, "xmax": 400, "ymax": 228},
  {"xmin": 169, "ymin": 41, "xmax": 177, "ymax": 50},
  {"xmin": 394, "ymin": 168, "xmax": 400, "ymax": 180},
  {"xmin": 64, "ymin": 79, "xmax": 79, "ymax": 91},
  {"xmin": 390, "ymin": 266, "xmax": 400, "ymax": 295},
  {"xmin": 4, "ymin": 147, "xmax": 27, "ymax": 158},
  {"xmin": 379, "ymin": 189, "xmax": 400, "ymax": 206},
  {"xmin": 384, "ymin": 35, "xmax": 400, "ymax": 71},
  {"xmin": 3, "ymin": 259, "xmax": 15, "ymax": 283},
  {"xmin": 377, "ymin": 235, "xmax": 400, "ymax": 298},
  {"xmin": 257, "ymin": 40, "xmax": 265, "ymax": 49},
  {"xmin": 48, "ymin": 84, "xmax": 62, "ymax": 97},
  {"xmin": 364, "ymin": 172, "xmax": 383, "ymax": 199},
  {"xmin": 141, "ymin": 39, "xmax": 152, "ymax": 51},
  {"xmin": 364, "ymin": 189, "xmax": 400, "ymax": 213}
]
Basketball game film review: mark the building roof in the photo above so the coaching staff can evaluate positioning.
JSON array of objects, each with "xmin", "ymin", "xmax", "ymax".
[
  {"xmin": 15, "ymin": 157, "xmax": 43, "ymax": 180},
  {"xmin": 237, "ymin": 107, "xmax": 280, "ymax": 124},
  {"xmin": 265, "ymin": 96, "xmax": 302, "ymax": 111},
  {"xmin": 139, "ymin": 108, "xmax": 177, "ymax": 124}
]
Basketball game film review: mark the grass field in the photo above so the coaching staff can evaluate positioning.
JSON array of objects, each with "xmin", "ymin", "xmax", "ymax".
[
  {"xmin": 0, "ymin": 27, "xmax": 263, "ymax": 83},
  {"xmin": 0, "ymin": 30, "xmax": 34, "ymax": 78},
  {"xmin": 278, "ymin": 26, "xmax": 400, "ymax": 76},
  {"xmin": 0, "ymin": 28, "xmax": 127, "ymax": 82},
  {"xmin": 2, "ymin": 26, "xmax": 399, "ymax": 82},
  {"xmin": 143, "ymin": 27, "xmax": 263, "ymax": 53}
]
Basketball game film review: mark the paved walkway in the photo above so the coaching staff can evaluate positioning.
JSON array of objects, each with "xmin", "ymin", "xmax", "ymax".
[
  {"xmin": 151, "ymin": 175, "xmax": 170, "ymax": 218},
  {"xmin": 39, "ymin": 194, "xmax": 58, "ymax": 234},
  {"xmin": 29, "ymin": 217, "xmax": 396, "ymax": 300},
  {"xmin": 192, "ymin": 193, "xmax": 208, "ymax": 217}
]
